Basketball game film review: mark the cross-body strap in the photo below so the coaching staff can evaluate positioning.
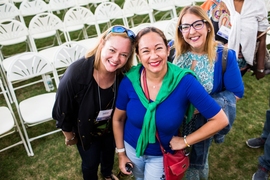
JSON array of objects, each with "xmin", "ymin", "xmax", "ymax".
[
  {"xmin": 222, "ymin": 47, "xmax": 228, "ymax": 75},
  {"xmin": 257, "ymin": 27, "xmax": 270, "ymax": 39},
  {"xmin": 142, "ymin": 68, "xmax": 166, "ymax": 154}
]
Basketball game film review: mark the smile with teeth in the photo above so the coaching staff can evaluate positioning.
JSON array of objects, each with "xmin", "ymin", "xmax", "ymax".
[
  {"xmin": 149, "ymin": 61, "xmax": 161, "ymax": 66},
  {"xmin": 190, "ymin": 36, "xmax": 200, "ymax": 41},
  {"xmin": 108, "ymin": 60, "xmax": 118, "ymax": 66}
]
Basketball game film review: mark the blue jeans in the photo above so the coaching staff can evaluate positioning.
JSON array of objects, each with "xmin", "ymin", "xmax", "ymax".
[
  {"xmin": 186, "ymin": 90, "xmax": 236, "ymax": 179},
  {"xmin": 259, "ymin": 110, "xmax": 270, "ymax": 171},
  {"xmin": 77, "ymin": 133, "xmax": 115, "ymax": 180},
  {"xmin": 124, "ymin": 141, "xmax": 164, "ymax": 180}
]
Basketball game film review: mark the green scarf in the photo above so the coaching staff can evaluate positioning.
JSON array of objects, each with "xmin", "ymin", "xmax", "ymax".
[{"xmin": 126, "ymin": 62, "xmax": 196, "ymax": 157}]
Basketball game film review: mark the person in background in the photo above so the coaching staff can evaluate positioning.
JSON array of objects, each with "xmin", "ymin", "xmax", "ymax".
[
  {"xmin": 52, "ymin": 25, "xmax": 135, "ymax": 180},
  {"xmin": 113, "ymin": 26, "xmax": 229, "ymax": 179},
  {"xmin": 246, "ymin": 108, "xmax": 270, "ymax": 180},
  {"xmin": 202, "ymin": 0, "xmax": 268, "ymax": 79},
  {"xmin": 173, "ymin": 5, "xmax": 244, "ymax": 180},
  {"xmin": 201, "ymin": 0, "xmax": 230, "ymax": 45}
]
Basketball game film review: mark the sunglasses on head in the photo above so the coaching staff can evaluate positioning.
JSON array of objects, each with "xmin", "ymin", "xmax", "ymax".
[{"xmin": 107, "ymin": 26, "xmax": 136, "ymax": 41}]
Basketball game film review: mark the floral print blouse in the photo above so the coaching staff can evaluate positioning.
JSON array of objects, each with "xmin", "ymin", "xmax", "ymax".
[{"xmin": 174, "ymin": 52, "xmax": 215, "ymax": 94}]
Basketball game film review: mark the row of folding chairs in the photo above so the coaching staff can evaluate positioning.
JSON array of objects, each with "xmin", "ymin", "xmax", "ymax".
[
  {"xmin": 0, "ymin": 0, "xmax": 185, "ymax": 157},
  {"xmin": 0, "ymin": 41, "xmax": 90, "ymax": 156},
  {"xmin": 0, "ymin": 14, "xmax": 177, "ymax": 154}
]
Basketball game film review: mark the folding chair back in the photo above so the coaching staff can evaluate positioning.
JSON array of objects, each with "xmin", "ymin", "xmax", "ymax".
[{"xmin": 6, "ymin": 52, "xmax": 61, "ymax": 156}]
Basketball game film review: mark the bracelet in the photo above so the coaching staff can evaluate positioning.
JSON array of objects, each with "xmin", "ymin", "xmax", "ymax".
[
  {"xmin": 65, "ymin": 133, "xmax": 76, "ymax": 143},
  {"xmin": 115, "ymin": 148, "xmax": 125, "ymax": 153},
  {"xmin": 183, "ymin": 135, "xmax": 190, "ymax": 147}
]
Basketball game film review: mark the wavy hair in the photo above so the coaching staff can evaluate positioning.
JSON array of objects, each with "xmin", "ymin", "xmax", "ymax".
[
  {"xmin": 174, "ymin": 6, "xmax": 217, "ymax": 64},
  {"xmin": 85, "ymin": 25, "xmax": 135, "ymax": 74}
]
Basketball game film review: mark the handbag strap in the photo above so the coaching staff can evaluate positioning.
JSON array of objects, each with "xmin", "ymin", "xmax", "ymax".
[
  {"xmin": 257, "ymin": 27, "xmax": 270, "ymax": 39},
  {"xmin": 141, "ymin": 68, "xmax": 166, "ymax": 154}
]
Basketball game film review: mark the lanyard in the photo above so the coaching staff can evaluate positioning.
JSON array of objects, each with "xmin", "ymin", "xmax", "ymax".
[{"xmin": 97, "ymin": 72, "xmax": 116, "ymax": 110}]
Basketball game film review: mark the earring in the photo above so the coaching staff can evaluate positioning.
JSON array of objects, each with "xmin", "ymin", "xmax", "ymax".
[{"xmin": 208, "ymin": 29, "xmax": 211, "ymax": 32}]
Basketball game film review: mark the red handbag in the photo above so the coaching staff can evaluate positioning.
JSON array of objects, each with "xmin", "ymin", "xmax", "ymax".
[{"xmin": 156, "ymin": 133, "xmax": 189, "ymax": 180}]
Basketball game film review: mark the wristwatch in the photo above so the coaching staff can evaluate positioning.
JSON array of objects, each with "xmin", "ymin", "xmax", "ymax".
[
  {"xmin": 257, "ymin": 69, "xmax": 264, "ymax": 73},
  {"xmin": 115, "ymin": 148, "xmax": 125, "ymax": 153}
]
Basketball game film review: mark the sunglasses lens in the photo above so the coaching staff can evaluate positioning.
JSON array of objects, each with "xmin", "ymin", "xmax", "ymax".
[
  {"xmin": 110, "ymin": 26, "xmax": 135, "ymax": 40},
  {"xmin": 111, "ymin": 26, "xmax": 126, "ymax": 33},
  {"xmin": 127, "ymin": 30, "xmax": 135, "ymax": 40}
]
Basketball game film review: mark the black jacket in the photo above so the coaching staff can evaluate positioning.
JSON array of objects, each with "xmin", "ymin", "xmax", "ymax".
[{"xmin": 52, "ymin": 56, "xmax": 122, "ymax": 150}]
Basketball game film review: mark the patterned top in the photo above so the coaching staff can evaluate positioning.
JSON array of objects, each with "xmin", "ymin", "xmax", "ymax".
[{"xmin": 174, "ymin": 52, "xmax": 215, "ymax": 94}]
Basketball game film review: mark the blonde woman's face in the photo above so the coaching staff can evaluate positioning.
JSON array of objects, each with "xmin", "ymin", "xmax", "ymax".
[
  {"xmin": 181, "ymin": 13, "xmax": 209, "ymax": 54},
  {"xmin": 100, "ymin": 35, "xmax": 132, "ymax": 72}
]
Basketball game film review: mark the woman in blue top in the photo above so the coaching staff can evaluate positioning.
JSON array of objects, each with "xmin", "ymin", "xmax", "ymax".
[
  {"xmin": 173, "ymin": 6, "xmax": 244, "ymax": 180},
  {"xmin": 112, "ymin": 27, "xmax": 229, "ymax": 179}
]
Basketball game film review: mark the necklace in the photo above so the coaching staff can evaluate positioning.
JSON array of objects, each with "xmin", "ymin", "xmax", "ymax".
[{"xmin": 96, "ymin": 70, "xmax": 116, "ymax": 110}]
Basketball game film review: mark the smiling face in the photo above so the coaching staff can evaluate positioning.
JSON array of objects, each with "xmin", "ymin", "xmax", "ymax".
[
  {"xmin": 137, "ymin": 31, "xmax": 169, "ymax": 75},
  {"xmin": 100, "ymin": 35, "xmax": 132, "ymax": 72},
  {"xmin": 181, "ymin": 13, "xmax": 209, "ymax": 54}
]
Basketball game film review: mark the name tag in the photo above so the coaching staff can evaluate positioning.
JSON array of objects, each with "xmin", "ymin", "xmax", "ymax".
[
  {"xmin": 217, "ymin": 25, "xmax": 230, "ymax": 40},
  {"xmin": 96, "ymin": 109, "xmax": 113, "ymax": 121}
]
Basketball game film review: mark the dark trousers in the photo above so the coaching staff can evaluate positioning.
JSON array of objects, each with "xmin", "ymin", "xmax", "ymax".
[{"xmin": 77, "ymin": 134, "xmax": 115, "ymax": 180}]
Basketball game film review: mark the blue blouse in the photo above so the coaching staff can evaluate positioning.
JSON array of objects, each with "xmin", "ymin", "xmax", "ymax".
[{"xmin": 116, "ymin": 74, "xmax": 221, "ymax": 156}]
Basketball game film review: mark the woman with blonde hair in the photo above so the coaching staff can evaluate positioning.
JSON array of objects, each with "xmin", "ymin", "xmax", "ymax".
[
  {"xmin": 52, "ymin": 25, "xmax": 136, "ymax": 180},
  {"xmin": 173, "ymin": 6, "xmax": 244, "ymax": 179}
]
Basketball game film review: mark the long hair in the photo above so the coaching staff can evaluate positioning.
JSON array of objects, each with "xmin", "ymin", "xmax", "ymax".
[
  {"xmin": 174, "ymin": 6, "xmax": 217, "ymax": 63},
  {"xmin": 85, "ymin": 25, "xmax": 135, "ymax": 74}
]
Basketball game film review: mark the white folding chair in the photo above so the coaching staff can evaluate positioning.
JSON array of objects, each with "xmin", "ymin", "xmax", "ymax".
[
  {"xmin": 19, "ymin": 0, "xmax": 50, "ymax": 26},
  {"xmin": 52, "ymin": 41, "xmax": 88, "ymax": 86},
  {"xmin": 48, "ymin": 0, "xmax": 76, "ymax": 15},
  {"xmin": 0, "ymin": 78, "xmax": 30, "ymax": 156},
  {"xmin": 6, "ymin": 52, "xmax": 61, "ymax": 156},
  {"xmin": 0, "ymin": 2, "xmax": 22, "ymax": 22},
  {"xmin": 94, "ymin": 2, "xmax": 129, "ymax": 33},
  {"xmin": 122, "ymin": 0, "xmax": 155, "ymax": 27},
  {"xmin": 148, "ymin": 0, "xmax": 178, "ymax": 21},
  {"xmin": 154, "ymin": 17, "xmax": 178, "ymax": 40},
  {"xmin": 174, "ymin": 0, "xmax": 193, "ymax": 10},
  {"xmin": 63, "ymin": 6, "xmax": 100, "ymax": 41},
  {"xmin": 0, "ymin": 19, "xmax": 36, "ymax": 61},
  {"xmin": 130, "ymin": 23, "xmax": 152, "ymax": 35},
  {"xmin": 28, "ymin": 12, "xmax": 69, "ymax": 51}
]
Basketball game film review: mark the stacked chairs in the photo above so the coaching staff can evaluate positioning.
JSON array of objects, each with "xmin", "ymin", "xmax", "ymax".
[
  {"xmin": 0, "ymin": 78, "xmax": 30, "ymax": 156},
  {"xmin": 5, "ymin": 52, "xmax": 61, "ymax": 156}
]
